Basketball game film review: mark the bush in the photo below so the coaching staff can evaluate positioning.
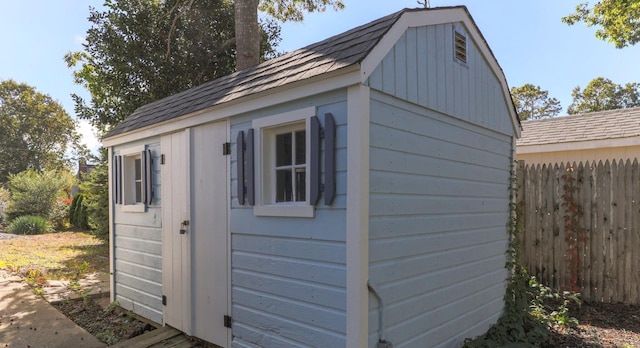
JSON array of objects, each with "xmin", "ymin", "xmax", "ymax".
[
  {"xmin": 69, "ymin": 193, "xmax": 89, "ymax": 229},
  {"xmin": 7, "ymin": 215, "xmax": 53, "ymax": 235},
  {"xmin": 80, "ymin": 148, "xmax": 109, "ymax": 241},
  {"xmin": 0, "ymin": 186, "xmax": 9, "ymax": 224},
  {"xmin": 5, "ymin": 170, "xmax": 73, "ymax": 222},
  {"xmin": 50, "ymin": 199, "xmax": 71, "ymax": 229}
]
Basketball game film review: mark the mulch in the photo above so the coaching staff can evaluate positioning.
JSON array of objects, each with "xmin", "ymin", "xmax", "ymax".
[{"xmin": 546, "ymin": 301, "xmax": 640, "ymax": 347}]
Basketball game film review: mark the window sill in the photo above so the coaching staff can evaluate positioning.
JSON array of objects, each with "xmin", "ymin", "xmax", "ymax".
[
  {"xmin": 121, "ymin": 204, "xmax": 146, "ymax": 213},
  {"xmin": 253, "ymin": 204, "xmax": 314, "ymax": 218}
]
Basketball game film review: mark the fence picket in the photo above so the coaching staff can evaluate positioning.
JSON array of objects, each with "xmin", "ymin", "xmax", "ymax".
[
  {"xmin": 581, "ymin": 161, "xmax": 592, "ymax": 300},
  {"xmin": 518, "ymin": 159, "xmax": 640, "ymax": 304}
]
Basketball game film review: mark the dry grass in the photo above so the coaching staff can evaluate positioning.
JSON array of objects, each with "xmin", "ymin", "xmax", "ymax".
[{"xmin": 0, "ymin": 232, "xmax": 108, "ymax": 281}]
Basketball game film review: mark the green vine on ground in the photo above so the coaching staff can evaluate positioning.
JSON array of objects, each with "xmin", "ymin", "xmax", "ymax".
[{"xmin": 463, "ymin": 162, "xmax": 579, "ymax": 348}]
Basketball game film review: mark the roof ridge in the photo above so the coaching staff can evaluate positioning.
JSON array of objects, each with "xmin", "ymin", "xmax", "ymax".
[{"xmin": 522, "ymin": 106, "xmax": 640, "ymax": 124}]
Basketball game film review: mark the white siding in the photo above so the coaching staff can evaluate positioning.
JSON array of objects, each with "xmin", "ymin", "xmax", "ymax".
[
  {"xmin": 112, "ymin": 140, "xmax": 163, "ymax": 324},
  {"xmin": 367, "ymin": 23, "xmax": 513, "ymax": 136},
  {"xmin": 229, "ymin": 92, "xmax": 349, "ymax": 347},
  {"xmin": 367, "ymin": 91, "xmax": 512, "ymax": 347}
]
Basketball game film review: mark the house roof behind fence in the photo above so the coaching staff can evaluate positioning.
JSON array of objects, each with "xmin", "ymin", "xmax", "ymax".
[{"xmin": 518, "ymin": 107, "xmax": 640, "ymax": 147}]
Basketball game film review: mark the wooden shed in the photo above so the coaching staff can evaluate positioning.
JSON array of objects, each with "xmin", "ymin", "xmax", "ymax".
[
  {"xmin": 102, "ymin": 6, "xmax": 520, "ymax": 347},
  {"xmin": 517, "ymin": 107, "xmax": 640, "ymax": 165}
]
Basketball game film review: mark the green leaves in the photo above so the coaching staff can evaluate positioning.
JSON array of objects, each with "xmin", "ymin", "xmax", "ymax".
[
  {"xmin": 563, "ymin": 0, "xmax": 640, "ymax": 48},
  {"xmin": 79, "ymin": 148, "xmax": 110, "ymax": 241},
  {"xmin": 5, "ymin": 170, "xmax": 72, "ymax": 222},
  {"xmin": 258, "ymin": 0, "xmax": 345, "ymax": 22},
  {"xmin": 567, "ymin": 77, "xmax": 640, "ymax": 114},
  {"xmin": 0, "ymin": 80, "xmax": 84, "ymax": 183},
  {"xmin": 68, "ymin": 0, "xmax": 282, "ymax": 131},
  {"xmin": 510, "ymin": 84, "xmax": 562, "ymax": 121}
]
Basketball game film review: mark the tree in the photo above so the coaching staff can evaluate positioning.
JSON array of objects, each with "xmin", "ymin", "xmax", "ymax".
[
  {"xmin": 567, "ymin": 77, "xmax": 640, "ymax": 114},
  {"xmin": 0, "ymin": 80, "xmax": 84, "ymax": 183},
  {"xmin": 562, "ymin": 0, "xmax": 640, "ymax": 48},
  {"xmin": 235, "ymin": 0, "xmax": 345, "ymax": 69},
  {"xmin": 510, "ymin": 84, "xmax": 562, "ymax": 121},
  {"xmin": 67, "ymin": 0, "xmax": 281, "ymax": 130}
]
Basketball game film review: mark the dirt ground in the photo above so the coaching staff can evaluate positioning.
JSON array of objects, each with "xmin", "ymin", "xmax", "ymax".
[
  {"xmin": 545, "ymin": 301, "xmax": 640, "ymax": 348},
  {"xmin": 53, "ymin": 297, "xmax": 155, "ymax": 346}
]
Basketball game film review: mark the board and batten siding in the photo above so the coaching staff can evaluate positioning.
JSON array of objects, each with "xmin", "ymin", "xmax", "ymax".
[
  {"xmin": 367, "ymin": 91, "xmax": 513, "ymax": 347},
  {"xmin": 367, "ymin": 23, "xmax": 513, "ymax": 136},
  {"xmin": 229, "ymin": 92, "xmax": 349, "ymax": 347},
  {"xmin": 112, "ymin": 140, "xmax": 163, "ymax": 324}
]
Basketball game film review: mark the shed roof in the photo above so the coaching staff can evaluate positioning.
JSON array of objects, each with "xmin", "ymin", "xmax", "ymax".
[
  {"xmin": 105, "ymin": 5, "xmax": 516, "ymax": 141},
  {"xmin": 518, "ymin": 107, "xmax": 640, "ymax": 147},
  {"xmin": 104, "ymin": 8, "xmax": 410, "ymax": 138}
]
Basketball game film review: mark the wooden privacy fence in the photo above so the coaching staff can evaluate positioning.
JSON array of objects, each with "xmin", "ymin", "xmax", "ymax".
[{"xmin": 517, "ymin": 159, "xmax": 640, "ymax": 304}]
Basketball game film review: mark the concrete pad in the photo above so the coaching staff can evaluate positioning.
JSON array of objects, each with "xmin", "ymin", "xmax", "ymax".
[{"xmin": 0, "ymin": 275, "xmax": 106, "ymax": 348}]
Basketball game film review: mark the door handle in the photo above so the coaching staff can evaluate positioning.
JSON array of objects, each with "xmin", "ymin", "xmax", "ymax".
[{"xmin": 179, "ymin": 220, "xmax": 189, "ymax": 234}]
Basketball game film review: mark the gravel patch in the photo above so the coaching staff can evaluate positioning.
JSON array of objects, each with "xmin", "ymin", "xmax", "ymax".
[{"xmin": 0, "ymin": 232, "xmax": 22, "ymax": 240}]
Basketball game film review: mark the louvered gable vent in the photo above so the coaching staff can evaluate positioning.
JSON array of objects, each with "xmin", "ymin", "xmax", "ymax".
[{"xmin": 454, "ymin": 30, "xmax": 467, "ymax": 64}]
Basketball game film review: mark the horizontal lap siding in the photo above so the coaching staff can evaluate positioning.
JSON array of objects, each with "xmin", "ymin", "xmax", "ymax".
[
  {"xmin": 229, "ymin": 92, "xmax": 348, "ymax": 347},
  {"xmin": 113, "ymin": 140, "xmax": 163, "ymax": 324},
  {"xmin": 368, "ymin": 93, "xmax": 511, "ymax": 348}
]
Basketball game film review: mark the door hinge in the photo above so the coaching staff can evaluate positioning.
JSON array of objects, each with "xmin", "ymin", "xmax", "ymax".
[
  {"xmin": 223, "ymin": 142, "xmax": 231, "ymax": 155},
  {"xmin": 160, "ymin": 154, "xmax": 166, "ymax": 164},
  {"xmin": 224, "ymin": 315, "xmax": 232, "ymax": 328},
  {"xmin": 162, "ymin": 295, "xmax": 167, "ymax": 306}
]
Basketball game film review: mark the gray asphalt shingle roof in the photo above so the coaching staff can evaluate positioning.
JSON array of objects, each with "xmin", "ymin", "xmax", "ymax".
[
  {"xmin": 517, "ymin": 107, "xmax": 640, "ymax": 146},
  {"xmin": 104, "ymin": 8, "xmax": 413, "ymax": 138}
]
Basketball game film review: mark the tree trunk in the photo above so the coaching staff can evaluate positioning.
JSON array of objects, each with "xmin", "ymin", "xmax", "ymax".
[{"xmin": 234, "ymin": 0, "xmax": 260, "ymax": 70}]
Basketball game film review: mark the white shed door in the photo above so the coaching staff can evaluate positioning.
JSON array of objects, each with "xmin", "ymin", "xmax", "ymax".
[{"xmin": 162, "ymin": 121, "xmax": 229, "ymax": 347}]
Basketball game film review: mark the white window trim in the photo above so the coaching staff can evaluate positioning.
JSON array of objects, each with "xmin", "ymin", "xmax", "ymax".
[
  {"xmin": 252, "ymin": 106, "xmax": 316, "ymax": 218},
  {"xmin": 120, "ymin": 144, "xmax": 146, "ymax": 213}
]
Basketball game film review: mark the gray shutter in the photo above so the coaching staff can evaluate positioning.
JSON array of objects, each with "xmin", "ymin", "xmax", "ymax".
[
  {"xmin": 324, "ymin": 113, "xmax": 336, "ymax": 205},
  {"xmin": 246, "ymin": 129, "xmax": 255, "ymax": 205},
  {"xmin": 310, "ymin": 116, "xmax": 321, "ymax": 205},
  {"xmin": 114, "ymin": 155, "xmax": 122, "ymax": 204},
  {"xmin": 143, "ymin": 149, "xmax": 153, "ymax": 205},
  {"xmin": 237, "ymin": 131, "xmax": 245, "ymax": 205}
]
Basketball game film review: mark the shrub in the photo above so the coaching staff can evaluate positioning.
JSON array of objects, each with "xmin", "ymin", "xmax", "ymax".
[
  {"xmin": 50, "ymin": 199, "xmax": 71, "ymax": 229},
  {"xmin": 80, "ymin": 148, "xmax": 109, "ymax": 241},
  {"xmin": 69, "ymin": 193, "xmax": 89, "ymax": 229},
  {"xmin": 0, "ymin": 186, "xmax": 9, "ymax": 224},
  {"xmin": 5, "ymin": 170, "xmax": 73, "ymax": 222},
  {"xmin": 7, "ymin": 215, "xmax": 53, "ymax": 235}
]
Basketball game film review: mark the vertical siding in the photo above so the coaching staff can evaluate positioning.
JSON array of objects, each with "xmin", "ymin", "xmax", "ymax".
[
  {"xmin": 367, "ymin": 91, "xmax": 512, "ymax": 347},
  {"xmin": 367, "ymin": 23, "xmax": 513, "ymax": 136},
  {"xmin": 229, "ymin": 91, "xmax": 349, "ymax": 347},
  {"xmin": 113, "ymin": 140, "xmax": 163, "ymax": 324}
]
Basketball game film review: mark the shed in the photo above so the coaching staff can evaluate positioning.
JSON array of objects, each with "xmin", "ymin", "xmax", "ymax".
[
  {"xmin": 102, "ymin": 6, "xmax": 520, "ymax": 348},
  {"xmin": 517, "ymin": 107, "xmax": 640, "ymax": 165}
]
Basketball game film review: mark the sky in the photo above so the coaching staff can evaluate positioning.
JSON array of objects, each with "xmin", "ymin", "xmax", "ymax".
[{"xmin": 1, "ymin": 0, "xmax": 639, "ymax": 154}]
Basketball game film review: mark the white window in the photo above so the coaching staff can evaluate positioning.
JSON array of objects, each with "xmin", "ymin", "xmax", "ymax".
[
  {"xmin": 252, "ymin": 107, "xmax": 315, "ymax": 217},
  {"xmin": 124, "ymin": 154, "xmax": 142, "ymax": 204},
  {"xmin": 119, "ymin": 145, "xmax": 147, "ymax": 212}
]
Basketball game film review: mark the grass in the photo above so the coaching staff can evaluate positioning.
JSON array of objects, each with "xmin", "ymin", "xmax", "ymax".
[{"xmin": 0, "ymin": 231, "xmax": 108, "ymax": 282}]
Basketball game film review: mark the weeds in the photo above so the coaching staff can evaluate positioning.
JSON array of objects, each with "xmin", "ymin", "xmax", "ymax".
[{"xmin": 0, "ymin": 232, "xmax": 107, "ymax": 281}]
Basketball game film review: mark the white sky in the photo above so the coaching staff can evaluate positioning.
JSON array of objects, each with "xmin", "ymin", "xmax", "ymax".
[{"xmin": 1, "ymin": 0, "xmax": 639, "ymax": 154}]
